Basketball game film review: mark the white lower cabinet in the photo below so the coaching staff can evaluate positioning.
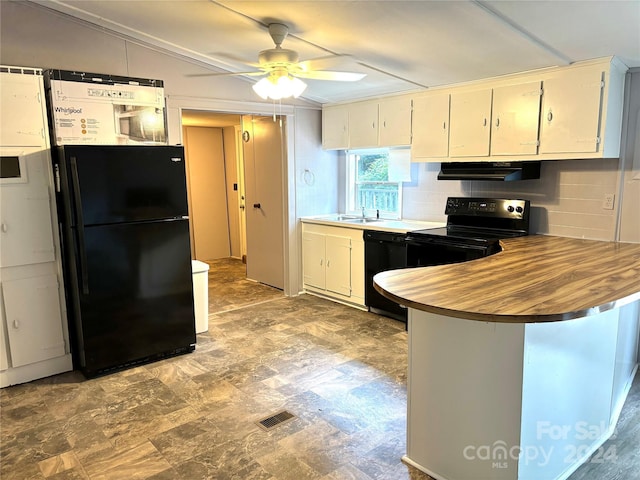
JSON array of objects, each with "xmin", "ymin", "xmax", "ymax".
[
  {"xmin": 1, "ymin": 274, "xmax": 66, "ymax": 367},
  {"xmin": 302, "ymin": 223, "xmax": 365, "ymax": 307}
]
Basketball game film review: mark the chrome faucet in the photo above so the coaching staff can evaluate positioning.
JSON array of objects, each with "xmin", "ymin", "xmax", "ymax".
[{"xmin": 361, "ymin": 206, "xmax": 366, "ymax": 218}]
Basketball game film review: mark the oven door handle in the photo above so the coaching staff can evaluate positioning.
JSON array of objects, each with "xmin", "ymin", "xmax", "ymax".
[{"xmin": 405, "ymin": 235, "xmax": 493, "ymax": 252}]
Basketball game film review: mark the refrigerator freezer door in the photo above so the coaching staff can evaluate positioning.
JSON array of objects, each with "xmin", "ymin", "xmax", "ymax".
[
  {"xmin": 71, "ymin": 218, "xmax": 195, "ymax": 375},
  {"xmin": 59, "ymin": 145, "xmax": 188, "ymax": 226}
]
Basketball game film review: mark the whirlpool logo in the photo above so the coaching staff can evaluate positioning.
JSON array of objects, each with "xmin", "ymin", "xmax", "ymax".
[{"xmin": 54, "ymin": 106, "xmax": 83, "ymax": 115}]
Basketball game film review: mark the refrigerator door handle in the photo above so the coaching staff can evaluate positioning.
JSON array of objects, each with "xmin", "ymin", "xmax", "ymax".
[{"xmin": 70, "ymin": 156, "xmax": 90, "ymax": 294}]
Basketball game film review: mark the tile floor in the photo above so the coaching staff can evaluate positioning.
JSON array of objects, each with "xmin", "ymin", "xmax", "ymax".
[{"xmin": 1, "ymin": 258, "xmax": 638, "ymax": 479}]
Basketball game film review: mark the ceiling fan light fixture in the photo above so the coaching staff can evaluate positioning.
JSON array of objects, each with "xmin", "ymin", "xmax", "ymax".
[{"xmin": 252, "ymin": 74, "xmax": 307, "ymax": 100}]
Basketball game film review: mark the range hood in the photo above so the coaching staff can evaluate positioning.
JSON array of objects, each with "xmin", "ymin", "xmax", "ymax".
[{"xmin": 438, "ymin": 161, "xmax": 541, "ymax": 181}]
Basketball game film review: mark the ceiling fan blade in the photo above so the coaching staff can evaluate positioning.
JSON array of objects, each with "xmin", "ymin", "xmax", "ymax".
[
  {"xmin": 293, "ymin": 70, "xmax": 366, "ymax": 82},
  {"xmin": 209, "ymin": 51, "xmax": 261, "ymax": 68},
  {"xmin": 186, "ymin": 70, "xmax": 266, "ymax": 78},
  {"xmin": 297, "ymin": 54, "xmax": 355, "ymax": 72}
]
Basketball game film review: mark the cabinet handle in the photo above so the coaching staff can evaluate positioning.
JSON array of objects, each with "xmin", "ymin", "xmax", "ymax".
[
  {"xmin": 547, "ymin": 111, "xmax": 553, "ymax": 122},
  {"xmin": 495, "ymin": 117, "xmax": 500, "ymax": 128},
  {"xmin": 320, "ymin": 259, "xmax": 323, "ymax": 266},
  {"xmin": 1, "ymin": 223, "xmax": 7, "ymax": 233},
  {"xmin": 443, "ymin": 122, "xmax": 446, "ymax": 130},
  {"xmin": 483, "ymin": 118, "xmax": 487, "ymax": 127},
  {"xmin": 13, "ymin": 319, "xmax": 19, "ymax": 329},
  {"xmin": 327, "ymin": 260, "xmax": 330, "ymax": 267}
]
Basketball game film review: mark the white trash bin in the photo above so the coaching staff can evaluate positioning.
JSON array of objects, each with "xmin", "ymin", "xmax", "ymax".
[{"xmin": 191, "ymin": 260, "xmax": 210, "ymax": 334}]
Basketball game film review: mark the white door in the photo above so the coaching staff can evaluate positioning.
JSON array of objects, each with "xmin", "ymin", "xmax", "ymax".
[
  {"xmin": 449, "ymin": 89, "xmax": 493, "ymax": 157},
  {"xmin": 349, "ymin": 101, "xmax": 379, "ymax": 149},
  {"xmin": 491, "ymin": 81, "xmax": 542, "ymax": 156},
  {"xmin": 242, "ymin": 115, "xmax": 285, "ymax": 289},
  {"xmin": 183, "ymin": 126, "xmax": 231, "ymax": 260},
  {"xmin": 325, "ymin": 235, "xmax": 352, "ymax": 296},
  {"xmin": 302, "ymin": 231, "xmax": 325, "ymax": 289},
  {"xmin": 539, "ymin": 66, "xmax": 604, "ymax": 154},
  {"xmin": 0, "ymin": 148, "xmax": 55, "ymax": 268},
  {"xmin": 2, "ymin": 274, "xmax": 66, "ymax": 367},
  {"xmin": 412, "ymin": 93, "xmax": 450, "ymax": 159}
]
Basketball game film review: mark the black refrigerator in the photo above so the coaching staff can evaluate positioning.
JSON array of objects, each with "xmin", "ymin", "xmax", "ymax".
[{"xmin": 54, "ymin": 145, "xmax": 196, "ymax": 377}]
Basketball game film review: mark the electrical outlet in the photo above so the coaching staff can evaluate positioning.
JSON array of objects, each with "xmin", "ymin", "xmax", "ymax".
[{"xmin": 603, "ymin": 193, "xmax": 615, "ymax": 210}]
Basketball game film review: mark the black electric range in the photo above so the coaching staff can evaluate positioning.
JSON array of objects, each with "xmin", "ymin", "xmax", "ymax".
[
  {"xmin": 364, "ymin": 197, "xmax": 531, "ymax": 322},
  {"xmin": 405, "ymin": 197, "xmax": 531, "ymax": 265}
]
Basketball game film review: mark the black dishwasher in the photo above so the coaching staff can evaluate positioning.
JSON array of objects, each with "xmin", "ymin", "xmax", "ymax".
[{"xmin": 364, "ymin": 230, "xmax": 408, "ymax": 321}]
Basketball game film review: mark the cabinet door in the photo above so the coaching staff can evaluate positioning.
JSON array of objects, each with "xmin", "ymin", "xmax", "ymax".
[
  {"xmin": 491, "ymin": 82, "xmax": 542, "ymax": 156},
  {"xmin": 349, "ymin": 101, "xmax": 379, "ymax": 149},
  {"xmin": 0, "ymin": 299, "xmax": 8, "ymax": 371},
  {"xmin": 0, "ymin": 190, "xmax": 55, "ymax": 268},
  {"xmin": 325, "ymin": 235, "xmax": 352, "ymax": 297},
  {"xmin": 539, "ymin": 67, "xmax": 604, "ymax": 154},
  {"xmin": 449, "ymin": 89, "xmax": 492, "ymax": 157},
  {"xmin": 0, "ymin": 73, "xmax": 47, "ymax": 147},
  {"xmin": 322, "ymin": 105, "xmax": 349, "ymax": 149},
  {"xmin": 302, "ymin": 231, "xmax": 326, "ymax": 290},
  {"xmin": 379, "ymin": 97, "xmax": 412, "ymax": 147},
  {"xmin": 412, "ymin": 94, "xmax": 450, "ymax": 159},
  {"xmin": 2, "ymin": 274, "xmax": 65, "ymax": 367}
]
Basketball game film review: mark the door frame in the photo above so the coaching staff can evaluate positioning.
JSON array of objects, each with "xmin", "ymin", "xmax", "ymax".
[
  {"xmin": 235, "ymin": 125, "xmax": 247, "ymax": 262},
  {"xmin": 166, "ymin": 96, "xmax": 299, "ymax": 296}
]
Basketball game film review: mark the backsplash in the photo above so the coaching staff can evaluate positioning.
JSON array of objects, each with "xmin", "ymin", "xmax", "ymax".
[{"xmin": 402, "ymin": 158, "xmax": 620, "ymax": 241}]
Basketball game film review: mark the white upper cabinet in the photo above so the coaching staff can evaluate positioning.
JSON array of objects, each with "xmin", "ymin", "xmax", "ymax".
[
  {"xmin": 348, "ymin": 101, "xmax": 379, "ymax": 149},
  {"xmin": 491, "ymin": 81, "xmax": 542, "ymax": 156},
  {"xmin": 0, "ymin": 72, "xmax": 47, "ymax": 147},
  {"xmin": 539, "ymin": 64, "xmax": 606, "ymax": 155},
  {"xmin": 322, "ymin": 96, "xmax": 412, "ymax": 150},
  {"xmin": 412, "ymin": 93, "xmax": 450, "ymax": 160},
  {"xmin": 322, "ymin": 105, "xmax": 349, "ymax": 150},
  {"xmin": 449, "ymin": 88, "xmax": 493, "ymax": 157},
  {"xmin": 325, "ymin": 57, "xmax": 626, "ymax": 161},
  {"xmin": 378, "ymin": 96, "xmax": 412, "ymax": 147}
]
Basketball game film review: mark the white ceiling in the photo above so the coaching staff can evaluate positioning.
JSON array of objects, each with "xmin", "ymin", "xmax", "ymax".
[{"xmin": 31, "ymin": 0, "xmax": 640, "ymax": 105}]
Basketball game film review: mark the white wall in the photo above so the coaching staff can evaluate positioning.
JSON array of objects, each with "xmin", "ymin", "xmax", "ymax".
[{"xmin": 619, "ymin": 69, "xmax": 640, "ymax": 243}]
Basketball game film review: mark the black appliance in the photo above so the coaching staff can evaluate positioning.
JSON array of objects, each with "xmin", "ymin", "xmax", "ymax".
[
  {"xmin": 364, "ymin": 230, "xmax": 408, "ymax": 321},
  {"xmin": 364, "ymin": 197, "xmax": 531, "ymax": 323},
  {"xmin": 437, "ymin": 161, "xmax": 541, "ymax": 181},
  {"xmin": 54, "ymin": 145, "xmax": 196, "ymax": 377}
]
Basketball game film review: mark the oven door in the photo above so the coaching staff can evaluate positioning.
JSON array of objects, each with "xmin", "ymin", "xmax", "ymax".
[{"xmin": 405, "ymin": 235, "xmax": 498, "ymax": 267}]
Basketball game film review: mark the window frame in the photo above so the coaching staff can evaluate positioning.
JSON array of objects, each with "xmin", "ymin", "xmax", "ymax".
[{"xmin": 345, "ymin": 148, "xmax": 403, "ymax": 219}]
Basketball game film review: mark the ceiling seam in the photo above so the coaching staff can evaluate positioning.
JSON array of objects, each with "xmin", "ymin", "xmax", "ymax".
[{"xmin": 471, "ymin": 0, "xmax": 573, "ymax": 65}]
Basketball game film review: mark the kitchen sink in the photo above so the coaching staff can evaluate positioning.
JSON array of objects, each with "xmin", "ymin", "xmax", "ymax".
[
  {"xmin": 343, "ymin": 217, "xmax": 381, "ymax": 224},
  {"xmin": 323, "ymin": 214, "xmax": 381, "ymax": 224}
]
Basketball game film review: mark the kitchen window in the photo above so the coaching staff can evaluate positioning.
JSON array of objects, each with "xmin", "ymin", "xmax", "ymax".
[{"xmin": 345, "ymin": 148, "xmax": 408, "ymax": 219}]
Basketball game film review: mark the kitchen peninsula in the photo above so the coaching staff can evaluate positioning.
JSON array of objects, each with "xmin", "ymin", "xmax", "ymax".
[{"xmin": 374, "ymin": 235, "xmax": 640, "ymax": 480}]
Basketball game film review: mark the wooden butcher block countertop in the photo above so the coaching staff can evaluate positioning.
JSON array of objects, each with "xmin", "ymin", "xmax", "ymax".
[{"xmin": 374, "ymin": 235, "xmax": 640, "ymax": 323}]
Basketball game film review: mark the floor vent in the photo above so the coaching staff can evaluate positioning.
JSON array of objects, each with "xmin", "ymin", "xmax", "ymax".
[{"xmin": 256, "ymin": 410, "xmax": 296, "ymax": 431}]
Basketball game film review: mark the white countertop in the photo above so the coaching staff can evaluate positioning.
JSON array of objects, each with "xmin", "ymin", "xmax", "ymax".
[{"xmin": 300, "ymin": 214, "xmax": 445, "ymax": 233}]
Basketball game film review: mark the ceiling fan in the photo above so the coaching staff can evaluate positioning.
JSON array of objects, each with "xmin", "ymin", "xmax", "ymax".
[{"xmin": 193, "ymin": 23, "xmax": 366, "ymax": 99}]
